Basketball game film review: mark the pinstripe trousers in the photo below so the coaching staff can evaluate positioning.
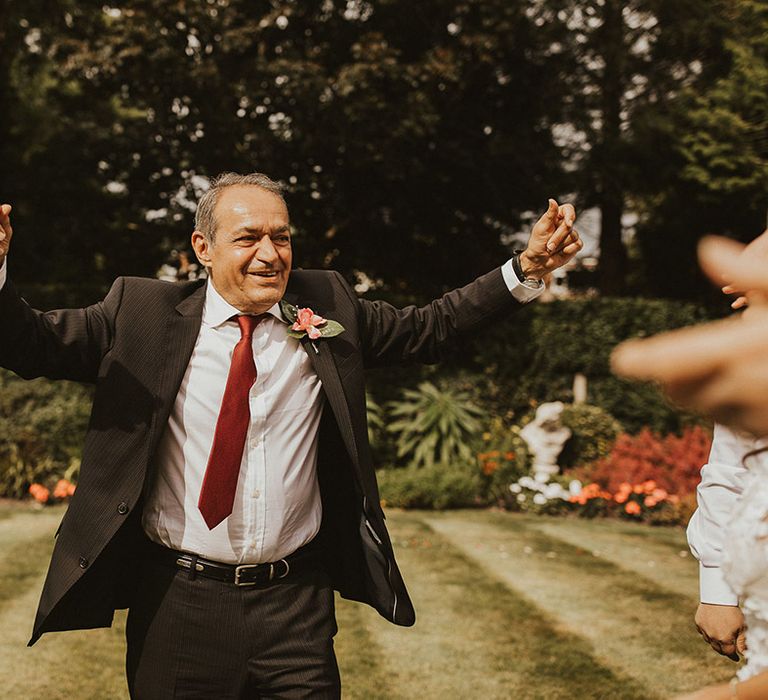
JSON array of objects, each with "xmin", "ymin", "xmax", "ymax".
[{"xmin": 125, "ymin": 552, "xmax": 341, "ymax": 699}]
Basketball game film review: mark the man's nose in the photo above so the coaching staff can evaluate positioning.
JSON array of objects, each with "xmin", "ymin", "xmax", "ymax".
[{"xmin": 256, "ymin": 237, "xmax": 279, "ymax": 263}]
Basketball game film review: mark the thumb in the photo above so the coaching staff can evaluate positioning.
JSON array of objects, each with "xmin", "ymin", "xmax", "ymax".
[
  {"xmin": 546, "ymin": 198, "xmax": 559, "ymax": 222},
  {"xmin": 737, "ymin": 630, "xmax": 748, "ymax": 655},
  {"xmin": 0, "ymin": 204, "xmax": 11, "ymax": 217}
]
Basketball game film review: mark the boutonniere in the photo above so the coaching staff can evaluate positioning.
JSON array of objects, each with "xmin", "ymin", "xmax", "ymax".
[{"xmin": 280, "ymin": 300, "xmax": 345, "ymax": 341}]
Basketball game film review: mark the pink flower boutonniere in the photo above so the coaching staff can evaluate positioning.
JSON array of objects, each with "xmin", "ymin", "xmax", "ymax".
[{"xmin": 280, "ymin": 300, "xmax": 345, "ymax": 341}]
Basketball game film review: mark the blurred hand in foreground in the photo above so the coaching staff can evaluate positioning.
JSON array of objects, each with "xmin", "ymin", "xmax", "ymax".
[
  {"xmin": 611, "ymin": 236, "xmax": 768, "ymax": 435},
  {"xmin": 722, "ymin": 228, "xmax": 768, "ymax": 310}
]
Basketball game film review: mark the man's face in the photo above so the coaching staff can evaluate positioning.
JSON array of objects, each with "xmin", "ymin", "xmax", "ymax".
[{"xmin": 192, "ymin": 185, "xmax": 292, "ymax": 314}]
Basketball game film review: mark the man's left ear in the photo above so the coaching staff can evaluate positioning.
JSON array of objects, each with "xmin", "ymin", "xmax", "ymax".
[{"xmin": 191, "ymin": 230, "xmax": 212, "ymax": 268}]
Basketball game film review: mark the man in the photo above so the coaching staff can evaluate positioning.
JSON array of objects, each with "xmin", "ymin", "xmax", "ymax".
[{"xmin": 0, "ymin": 172, "xmax": 581, "ymax": 698}]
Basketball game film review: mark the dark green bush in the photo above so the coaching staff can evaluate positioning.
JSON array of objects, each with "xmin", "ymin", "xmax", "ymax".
[
  {"xmin": 559, "ymin": 403, "xmax": 623, "ymax": 469},
  {"xmin": 465, "ymin": 297, "xmax": 713, "ymax": 434},
  {"xmin": 377, "ymin": 463, "xmax": 482, "ymax": 510},
  {"xmin": 0, "ymin": 370, "xmax": 92, "ymax": 497}
]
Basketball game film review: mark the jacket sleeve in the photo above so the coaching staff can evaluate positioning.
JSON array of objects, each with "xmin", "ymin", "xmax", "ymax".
[
  {"xmin": 342, "ymin": 267, "xmax": 522, "ymax": 368},
  {"xmin": 686, "ymin": 423, "xmax": 751, "ymax": 605},
  {"xmin": 0, "ymin": 276, "xmax": 124, "ymax": 383}
]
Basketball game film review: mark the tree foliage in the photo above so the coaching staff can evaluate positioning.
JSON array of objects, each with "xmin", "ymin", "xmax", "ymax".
[{"xmin": 1, "ymin": 1, "xmax": 765, "ymax": 305}]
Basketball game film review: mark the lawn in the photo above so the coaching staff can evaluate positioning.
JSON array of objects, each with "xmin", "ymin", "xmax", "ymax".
[{"xmin": 0, "ymin": 504, "xmax": 735, "ymax": 699}]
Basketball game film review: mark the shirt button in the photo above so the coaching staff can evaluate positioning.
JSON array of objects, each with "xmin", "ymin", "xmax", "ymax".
[
  {"xmin": 117, "ymin": 502, "xmax": 129, "ymax": 515},
  {"xmin": 252, "ymin": 489, "xmax": 261, "ymax": 499},
  {"xmin": 79, "ymin": 557, "xmax": 89, "ymax": 569}
]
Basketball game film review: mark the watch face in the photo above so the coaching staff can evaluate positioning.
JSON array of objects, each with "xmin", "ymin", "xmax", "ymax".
[{"xmin": 522, "ymin": 278, "xmax": 544, "ymax": 290}]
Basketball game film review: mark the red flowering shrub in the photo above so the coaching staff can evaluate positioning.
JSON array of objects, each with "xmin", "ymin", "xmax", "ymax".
[{"xmin": 571, "ymin": 425, "xmax": 712, "ymax": 497}]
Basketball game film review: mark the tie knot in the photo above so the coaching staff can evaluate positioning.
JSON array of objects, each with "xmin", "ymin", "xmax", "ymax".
[{"xmin": 236, "ymin": 314, "xmax": 262, "ymax": 338}]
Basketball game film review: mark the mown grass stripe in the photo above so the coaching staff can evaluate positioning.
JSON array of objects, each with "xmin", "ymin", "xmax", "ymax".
[
  {"xmin": 524, "ymin": 515, "xmax": 697, "ymax": 599},
  {"xmin": 335, "ymin": 596, "xmax": 396, "ymax": 699},
  {"xmin": 0, "ymin": 504, "xmax": 128, "ymax": 698},
  {"xmin": 358, "ymin": 511, "xmax": 649, "ymax": 700},
  {"xmin": 422, "ymin": 510, "xmax": 735, "ymax": 697}
]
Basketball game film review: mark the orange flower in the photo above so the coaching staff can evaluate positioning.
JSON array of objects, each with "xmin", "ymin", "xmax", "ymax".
[
  {"xmin": 482, "ymin": 460, "xmax": 499, "ymax": 476},
  {"xmin": 644, "ymin": 496, "xmax": 658, "ymax": 508},
  {"xmin": 29, "ymin": 483, "xmax": 50, "ymax": 504},
  {"xmin": 505, "ymin": 452, "xmax": 515, "ymax": 460},
  {"xmin": 625, "ymin": 501, "xmax": 641, "ymax": 515},
  {"xmin": 488, "ymin": 451, "xmax": 501, "ymax": 458},
  {"xmin": 652, "ymin": 488, "xmax": 668, "ymax": 501},
  {"xmin": 618, "ymin": 482, "xmax": 632, "ymax": 493},
  {"xmin": 614, "ymin": 492, "xmax": 629, "ymax": 504},
  {"xmin": 633, "ymin": 484, "xmax": 645, "ymax": 494},
  {"xmin": 53, "ymin": 479, "xmax": 74, "ymax": 500},
  {"xmin": 642, "ymin": 480, "xmax": 658, "ymax": 494}
]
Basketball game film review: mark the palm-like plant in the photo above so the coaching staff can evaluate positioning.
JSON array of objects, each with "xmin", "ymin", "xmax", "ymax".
[
  {"xmin": 386, "ymin": 381, "xmax": 484, "ymax": 469},
  {"xmin": 365, "ymin": 392, "xmax": 386, "ymax": 449}
]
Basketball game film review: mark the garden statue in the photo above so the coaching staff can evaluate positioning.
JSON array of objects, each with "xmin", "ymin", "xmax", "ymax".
[{"xmin": 520, "ymin": 401, "xmax": 571, "ymax": 481}]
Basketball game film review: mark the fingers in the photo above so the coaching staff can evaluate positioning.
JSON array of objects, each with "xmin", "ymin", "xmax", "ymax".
[
  {"xmin": 611, "ymin": 315, "xmax": 744, "ymax": 382},
  {"xmin": 558, "ymin": 202, "xmax": 576, "ymax": 227},
  {"xmin": 0, "ymin": 203, "xmax": 12, "ymax": 256},
  {"xmin": 731, "ymin": 296, "xmax": 748, "ymax": 309},
  {"xmin": 700, "ymin": 236, "xmax": 768, "ymax": 296},
  {"xmin": 697, "ymin": 626, "xmax": 740, "ymax": 661},
  {"xmin": 737, "ymin": 629, "xmax": 748, "ymax": 654},
  {"xmin": 547, "ymin": 211, "xmax": 578, "ymax": 253}
]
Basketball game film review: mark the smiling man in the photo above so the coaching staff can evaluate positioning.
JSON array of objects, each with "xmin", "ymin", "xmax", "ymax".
[{"xmin": 0, "ymin": 172, "xmax": 581, "ymax": 699}]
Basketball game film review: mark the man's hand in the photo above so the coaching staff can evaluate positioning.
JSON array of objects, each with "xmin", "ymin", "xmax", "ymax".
[
  {"xmin": 0, "ymin": 203, "xmax": 12, "ymax": 268},
  {"xmin": 695, "ymin": 603, "xmax": 746, "ymax": 661},
  {"xmin": 519, "ymin": 199, "xmax": 582, "ymax": 280}
]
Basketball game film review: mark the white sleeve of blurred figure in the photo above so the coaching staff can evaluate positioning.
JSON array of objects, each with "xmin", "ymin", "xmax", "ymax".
[
  {"xmin": 687, "ymin": 423, "xmax": 751, "ymax": 606},
  {"xmin": 0, "ymin": 260, "xmax": 6, "ymax": 290}
]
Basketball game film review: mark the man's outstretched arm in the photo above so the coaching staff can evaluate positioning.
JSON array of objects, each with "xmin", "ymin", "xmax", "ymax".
[
  {"xmin": 0, "ymin": 202, "xmax": 118, "ymax": 382},
  {"xmin": 354, "ymin": 199, "xmax": 582, "ymax": 367}
]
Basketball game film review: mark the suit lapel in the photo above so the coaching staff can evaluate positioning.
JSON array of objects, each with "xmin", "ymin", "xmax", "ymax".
[
  {"xmin": 283, "ymin": 286, "xmax": 362, "ymax": 474},
  {"xmin": 146, "ymin": 284, "xmax": 206, "ymax": 455}
]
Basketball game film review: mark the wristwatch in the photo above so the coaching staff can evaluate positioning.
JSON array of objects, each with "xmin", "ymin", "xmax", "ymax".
[{"xmin": 512, "ymin": 250, "xmax": 544, "ymax": 290}]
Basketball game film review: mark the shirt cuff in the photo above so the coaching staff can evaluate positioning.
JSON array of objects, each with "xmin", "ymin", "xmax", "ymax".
[
  {"xmin": 700, "ymin": 564, "xmax": 739, "ymax": 606},
  {"xmin": 0, "ymin": 260, "xmax": 6, "ymax": 291},
  {"xmin": 501, "ymin": 259, "xmax": 545, "ymax": 304}
]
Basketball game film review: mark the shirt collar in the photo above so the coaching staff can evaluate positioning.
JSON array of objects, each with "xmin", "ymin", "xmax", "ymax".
[{"xmin": 202, "ymin": 278, "xmax": 285, "ymax": 328}]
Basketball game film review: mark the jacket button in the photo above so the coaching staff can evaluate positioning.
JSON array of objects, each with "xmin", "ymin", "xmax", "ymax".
[
  {"xmin": 117, "ymin": 502, "xmax": 129, "ymax": 515},
  {"xmin": 79, "ymin": 557, "xmax": 89, "ymax": 569}
]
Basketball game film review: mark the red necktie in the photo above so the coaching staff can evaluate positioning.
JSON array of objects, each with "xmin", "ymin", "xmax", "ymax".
[{"xmin": 198, "ymin": 314, "xmax": 262, "ymax": 529}]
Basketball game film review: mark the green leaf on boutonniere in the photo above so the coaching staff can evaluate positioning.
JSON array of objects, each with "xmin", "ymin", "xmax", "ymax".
[
  {"xmin": 315, "ymin": 320, "xmax": 345, "ymax": 338},
  {"xmin": 280, "ymin": 299, "xmax": 345, "ymax": 341},
  {"xmin": 280, "ymin": 299, "xmax": 298, "ymax": 324}
]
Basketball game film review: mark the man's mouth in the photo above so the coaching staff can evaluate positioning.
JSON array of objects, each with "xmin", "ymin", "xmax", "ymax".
[{"xmin": 248, "ymin": 270, "xmax": 281, "ymax": 278}]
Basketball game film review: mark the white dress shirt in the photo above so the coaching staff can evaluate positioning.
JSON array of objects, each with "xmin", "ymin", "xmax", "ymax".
[
  {"xmin": 687, "ymin": 424, "xmax": 761, "ymax": 605},
  {"xmin": 142, "ymin": 280, "xmax": 327, "ymax": 564},
  {"xmin": 0, "ymin": 258, "xmax": 542, "ymax": 564}
]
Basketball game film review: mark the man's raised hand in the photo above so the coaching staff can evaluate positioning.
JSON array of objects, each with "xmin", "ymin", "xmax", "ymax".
[
  {"xmin": 519, "ymin": 199, "xmax": 582, "ymax": 279},
  {"xmin": 0, "ymin": 204, "xmax": 12, "ymax": 268}
]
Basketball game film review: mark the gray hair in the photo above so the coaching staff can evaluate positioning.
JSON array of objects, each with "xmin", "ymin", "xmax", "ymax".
[{"xmin": 195, "ymin": 172, "xmax": 286, "ymax": 242}]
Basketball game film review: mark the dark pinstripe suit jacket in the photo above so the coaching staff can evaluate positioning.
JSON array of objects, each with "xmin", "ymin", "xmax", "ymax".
[{"xmin": 0, "ymin": 267, "xmax": 520, "ymax": 644}]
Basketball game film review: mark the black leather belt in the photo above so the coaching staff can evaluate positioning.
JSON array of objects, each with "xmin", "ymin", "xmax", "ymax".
[{"xmin": 148, "ymin": 539, "xmax": 322, "ymax": 586}]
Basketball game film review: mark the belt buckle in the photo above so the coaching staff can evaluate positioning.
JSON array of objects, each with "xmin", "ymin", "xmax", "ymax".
[
  {"xmin": 234, "ymin": 563, "xmax": 261, "ymax": 587},
  {"xmin": 233, "ymin": 560, "xmax": 290, "ymax": 586}
]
